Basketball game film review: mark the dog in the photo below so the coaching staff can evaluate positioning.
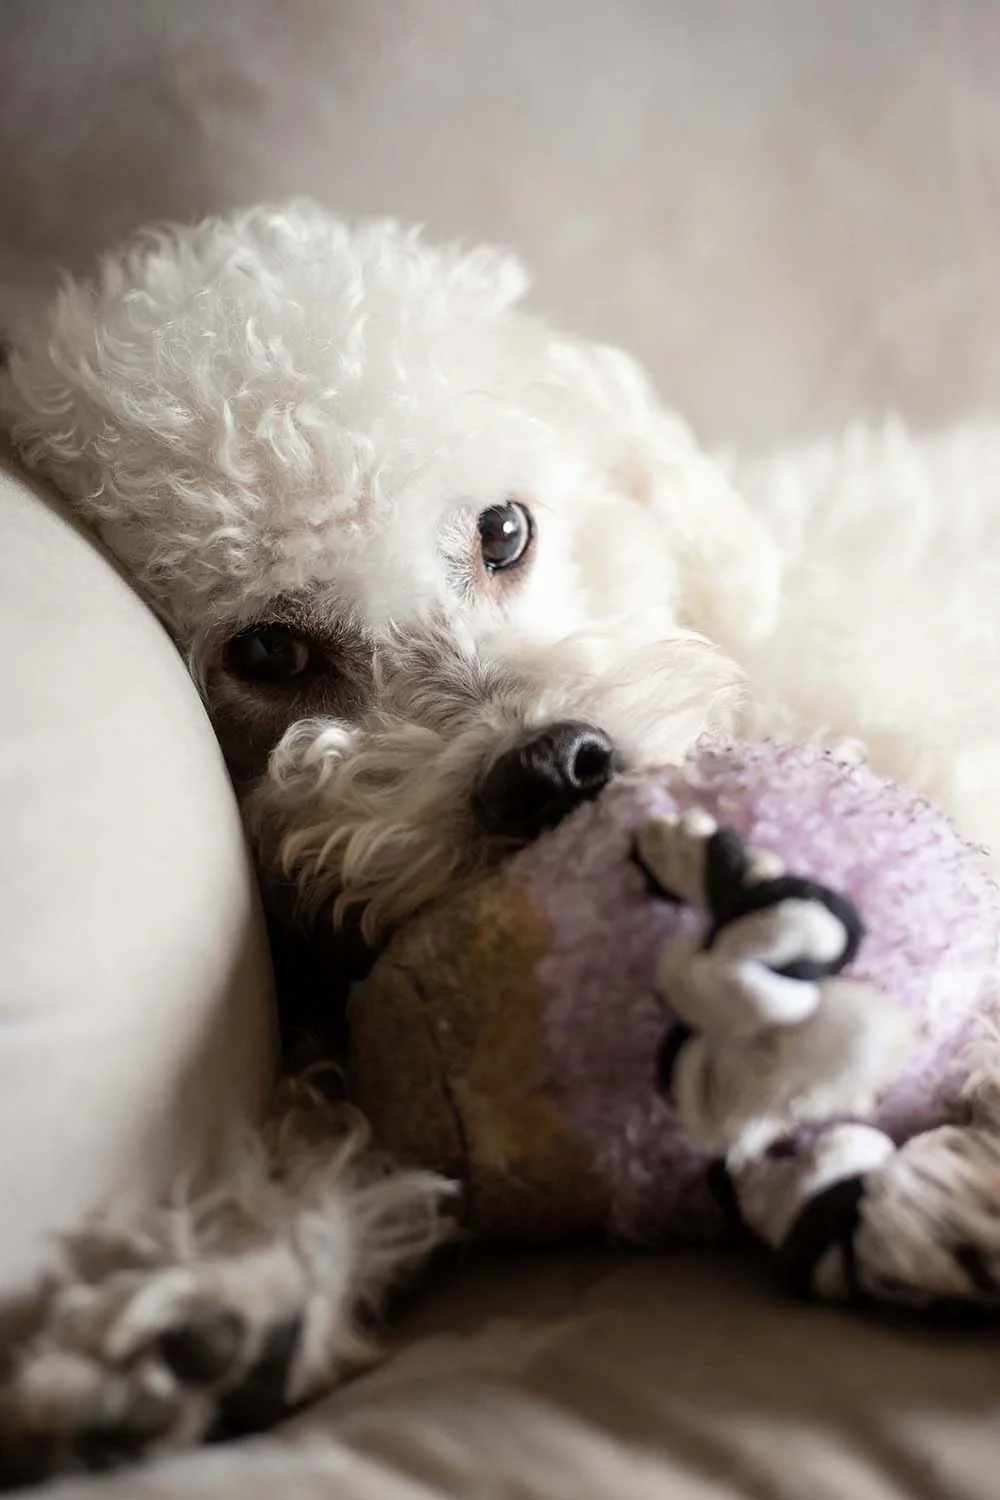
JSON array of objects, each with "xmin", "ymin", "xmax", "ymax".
[{"xmin": 3, "ymin": 200, "xmax": 1000, "ymax": 1481}]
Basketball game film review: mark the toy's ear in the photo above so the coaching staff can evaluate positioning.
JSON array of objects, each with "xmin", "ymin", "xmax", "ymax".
[{"xmin": 547, "ymin": 338, "xmax": 782, "ymax": 653}]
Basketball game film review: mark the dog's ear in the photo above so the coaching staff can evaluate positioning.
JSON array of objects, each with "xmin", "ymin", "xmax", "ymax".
[
  {"xmin": 546, "ymin": 338, "xmax": 782, "ymax": 653},
  {"xmin": 437, "ymin": 239, "xmax": 531, "ymax": 318}
]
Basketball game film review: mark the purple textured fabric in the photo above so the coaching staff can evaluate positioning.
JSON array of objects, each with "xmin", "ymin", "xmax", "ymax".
[{"xmin": 512, "ymin": 742, "xmax": 1000, "ymax": 1243}]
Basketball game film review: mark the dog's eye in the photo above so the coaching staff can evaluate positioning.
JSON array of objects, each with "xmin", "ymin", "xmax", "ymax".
[
  {"xmin": 478, "ymin": 502, "xmax": 533, "ymax": 573},
  {"xmin": 224, "ymin": 625, "xmax": 314, "ymax": 684}
]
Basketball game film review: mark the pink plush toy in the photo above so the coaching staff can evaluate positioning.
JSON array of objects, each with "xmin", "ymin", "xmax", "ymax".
[{"xmin": 353, "ymin": 742, "xmax": 1000, "ymax": 1310}]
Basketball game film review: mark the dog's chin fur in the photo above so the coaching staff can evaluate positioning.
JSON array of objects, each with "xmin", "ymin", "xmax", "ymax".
[
  {"xmin": 7, "ymin": 201, "xmax": 1000, "ymax": 1477},
  {"xmin": 246, "ymin": 623, "xmax": 743, "ymax": 943}
]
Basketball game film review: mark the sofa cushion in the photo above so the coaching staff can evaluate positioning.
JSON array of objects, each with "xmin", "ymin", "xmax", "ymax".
[
  {"xmin": 32, "ymin": 1248, "xmax": 1000, "ymax": 1500},
  {"xmin": 0, "ymin": 457, "xmax": 276, "ymax": 1296}
]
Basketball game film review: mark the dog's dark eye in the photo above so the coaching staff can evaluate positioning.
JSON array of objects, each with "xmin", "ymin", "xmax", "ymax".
[
  {"xmin": 224, "ymin": 625, "xmax": 314, "ymax": 684},
  {"xmin": 478, "ymin": 502, "xmax": 533, "ymax": 573}
]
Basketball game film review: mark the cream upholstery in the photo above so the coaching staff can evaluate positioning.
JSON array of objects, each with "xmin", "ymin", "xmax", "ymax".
[
  {"xmin": 39, "ymin": 1251, "xmax": 1000, "ymax": 1500},
  {"xmin": 0, "ymin": 458, "xmax": 275, "ymax": 1296}
]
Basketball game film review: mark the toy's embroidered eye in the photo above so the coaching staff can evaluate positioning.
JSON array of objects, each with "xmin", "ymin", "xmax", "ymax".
[
  {"xmin": 224, "ymin": 625, "xmax": 314, "ymax": 683},
  {"xmin": 478, "ymin": 501, "xmax": 534, "ymax": 573}
]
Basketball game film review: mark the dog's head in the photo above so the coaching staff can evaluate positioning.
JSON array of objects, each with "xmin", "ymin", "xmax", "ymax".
[{"xmin": 0, "ymin": 201, "xmax": 780, "ymax": 941}]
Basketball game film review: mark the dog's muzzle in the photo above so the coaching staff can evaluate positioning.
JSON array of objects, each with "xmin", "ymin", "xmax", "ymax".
[{"xmin": 472, "ymin": 721, "xmax": 618, "ymax": 842}]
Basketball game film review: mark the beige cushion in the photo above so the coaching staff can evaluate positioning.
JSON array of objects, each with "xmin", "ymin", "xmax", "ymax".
[
  {"xmin": 37, "ymin": 1249, "xmax": 1000, "ymax": 1500},
  {"xmin": 0, "ymin": 458, "xmax": 276, "ymax": 1295}
]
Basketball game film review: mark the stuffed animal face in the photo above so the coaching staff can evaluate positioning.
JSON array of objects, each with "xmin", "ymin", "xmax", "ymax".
[{"xmin": 352, "ymin": 742, "xmax": 1000, "ymax": 1244}]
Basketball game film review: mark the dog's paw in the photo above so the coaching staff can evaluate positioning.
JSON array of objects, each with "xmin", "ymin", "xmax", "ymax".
[
  {"xmin": 736, "ymin": 1124, "xmax": 1000, "ymax": 1311},
  {"xmin": 0, "ymin": 1115, "xmax": 454, "ymax": 1487},
  {"xmin": 0, "ymin": 1243, "xmax": 354, "ymax": 1486},
  {"xmin": 729, "ymin": 1121, "xmax": 896, "ymax": 1298},
  {"xmin": 852, "ymin": 1125, "xmax": 1000, "ymax": 1310}
]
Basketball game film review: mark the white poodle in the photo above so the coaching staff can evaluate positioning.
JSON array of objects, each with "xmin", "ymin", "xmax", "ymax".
[{"xmin": 3, "ymin": 200, "xmax": 1000, "ymax": 1481}]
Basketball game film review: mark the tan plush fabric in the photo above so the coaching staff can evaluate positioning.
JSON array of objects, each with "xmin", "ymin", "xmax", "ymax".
[
  {"xmin": 354, "ymin": 872, "xmax": 606, "ymax": 1241},
  {"xmin": 0, "ymin": 459, "xmax": 276, "ymax": 1296}
]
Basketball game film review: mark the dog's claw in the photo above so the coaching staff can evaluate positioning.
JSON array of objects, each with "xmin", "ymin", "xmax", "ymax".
[
  {"xmin": 209, "ymin": 1316, "xmax": 303, "ymax": 1439},
  {"xmin": 158, "ymin": 1307, "xmax": 246, "ymax": 1385}
]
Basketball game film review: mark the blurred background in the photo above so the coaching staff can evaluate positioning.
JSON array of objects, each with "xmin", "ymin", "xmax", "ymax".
[{"xmin": 2, "ymin": 0, "xmax": 1000, "ymax": 448}]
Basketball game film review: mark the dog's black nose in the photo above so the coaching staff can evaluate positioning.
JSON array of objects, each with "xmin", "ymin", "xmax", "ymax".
[{"xmin": 473, "ymin": 721, "xmax": 618, "ymax": 841}]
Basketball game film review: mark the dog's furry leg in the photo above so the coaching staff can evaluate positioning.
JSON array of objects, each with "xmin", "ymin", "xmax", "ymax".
[
  {"xmin": 0, "ymin": 1085, "xmax": 453, "ymax": 1487},
  {"xmin": 852, "ymin": 1124, "xmax": 1000, "ymax": 1306},
  {"xmin": 728, "ymin": 1121, "xmax": 1000, "ymax": 1310}
]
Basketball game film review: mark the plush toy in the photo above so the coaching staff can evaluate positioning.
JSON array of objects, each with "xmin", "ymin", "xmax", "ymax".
[{"xmin": 350, "ymin": 742, "xmax": 1000, "ymax": 1306}]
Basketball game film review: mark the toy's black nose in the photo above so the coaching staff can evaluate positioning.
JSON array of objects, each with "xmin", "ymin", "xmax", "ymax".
[{"xmin": 473, "ymin": 721, "xmax": 618, "ymax": 841}]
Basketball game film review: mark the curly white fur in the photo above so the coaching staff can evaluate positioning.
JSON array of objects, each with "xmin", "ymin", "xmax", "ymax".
[
  {"xmin": 248, "ymin": 624, "xmax": 740, "ymax": 939},
  {"xmin": 4, "ymin": 200, "xmax": 1000, "ymax": 1476},
  {"xmin": 0, "ymin": 202, "xmax": 777, "ymax": 650}
]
